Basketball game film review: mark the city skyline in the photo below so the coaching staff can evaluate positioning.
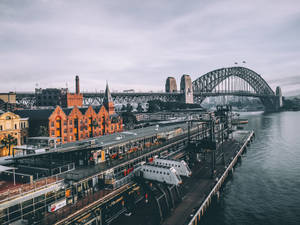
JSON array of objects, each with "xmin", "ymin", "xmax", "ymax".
[{"xmin": 1, "ymin": 0, "xmax": 300, "ymax": 96}]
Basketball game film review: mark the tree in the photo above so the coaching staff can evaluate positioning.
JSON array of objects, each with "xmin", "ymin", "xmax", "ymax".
[
  {"xmin": 147, "ymin": 100, "xmax": 161, "ymax": 112},
  {"xmin": 1, "ymin": 134, "xmax": 17, "ymax": 157},
  {"xmin": 37, "ymin": 125, "xmax": 49, "ymax": 137},
  {"xmin": 137, "ymin": 103, "xmax": 144, "ymax": 113},
  {"xmin": 121, "ymin": 112, "xmax": 137, "ymax": 129}
]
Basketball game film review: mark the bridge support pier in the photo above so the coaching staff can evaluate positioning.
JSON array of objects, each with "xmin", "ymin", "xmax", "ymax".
[{"xmin": 180, "ymin": 75, "xmax": 194, "ymax": 104}]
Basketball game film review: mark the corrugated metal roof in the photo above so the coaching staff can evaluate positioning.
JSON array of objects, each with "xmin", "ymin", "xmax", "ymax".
[{"xmin": 0, "ymin": 165, "xmax": 16, "ymax": 172}]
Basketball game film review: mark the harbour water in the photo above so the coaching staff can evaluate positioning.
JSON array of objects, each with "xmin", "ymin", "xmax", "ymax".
[{"xmin": 201, "ymin": 111, "xmax": 300, "ymax": 225}]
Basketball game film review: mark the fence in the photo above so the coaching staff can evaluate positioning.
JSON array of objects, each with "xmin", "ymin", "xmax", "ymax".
[{"xmin": 0, "ymin": 175, "xmax": 63, "ymax": 203}]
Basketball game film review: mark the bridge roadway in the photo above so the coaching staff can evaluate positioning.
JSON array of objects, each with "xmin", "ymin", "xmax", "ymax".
[{"xmin": 15, "ymin": 90, "xmax": 273, "ymax": 106}]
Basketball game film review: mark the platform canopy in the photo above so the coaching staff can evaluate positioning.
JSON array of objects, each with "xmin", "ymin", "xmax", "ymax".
[{"xmin": 0, "ymin": 165, "xmax": 16, "ymax": 172}]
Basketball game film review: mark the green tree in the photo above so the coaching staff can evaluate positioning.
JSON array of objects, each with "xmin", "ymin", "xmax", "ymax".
[
  {"xmin": 147, "ymin": 100, "xmax": 161, "ymax": 112},
  {"xmin": 37, "ymin": 125, "xmax": 49, "ymax": 137},
  {"xmin": 1, "ymin": 134, "xmax": 17, "ymax": 157},
  {"xmin": 121, "ymin": 112, "xmax": 137, "ymax": 129}
]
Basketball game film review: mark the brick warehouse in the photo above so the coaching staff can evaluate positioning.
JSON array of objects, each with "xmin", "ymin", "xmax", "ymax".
[
  {"xmin": 15, "ymin": 83, "xmax": 123, "ymax": 144},
  {"xmin": 35, "ymin": 75, "xmax": 83, "ymax": 107}
]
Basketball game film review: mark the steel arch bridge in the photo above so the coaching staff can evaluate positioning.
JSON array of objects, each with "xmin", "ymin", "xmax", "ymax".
[
  {"xmin": 15, "ymin": 67, "xmax": 282, "ymax": 112},
  {"xmin": 192, "ymin": 67, "xmax": 280, "ymax": 111}
]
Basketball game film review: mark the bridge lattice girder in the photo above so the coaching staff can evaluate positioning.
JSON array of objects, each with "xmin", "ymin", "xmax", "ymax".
[{"xmin": 192, "ymin": 67, "xmax": 274, "ymax": 96}]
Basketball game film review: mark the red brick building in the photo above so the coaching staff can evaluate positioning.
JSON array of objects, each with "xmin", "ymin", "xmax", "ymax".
[
  {"xmin": 35, "ymin": 76, "xmax": 83, "ymax": 108},
  {"xmin": 15, "ymin": 84, "xmax": 123, "ymax": 144},
  {"xmin": 66, "ymin": 75, "xmax": 83, "ymax": 107}
]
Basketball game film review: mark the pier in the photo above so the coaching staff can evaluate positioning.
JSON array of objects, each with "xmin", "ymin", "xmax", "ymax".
[
  {"xmin": 110, "ymin": 130, "xmax": 255, "ymax": 225},
  {"xmin": 164, "ymin": 130, "xmax": 255, "ymax": 225}
]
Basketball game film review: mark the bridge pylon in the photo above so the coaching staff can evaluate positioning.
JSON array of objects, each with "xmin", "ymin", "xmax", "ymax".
[{"xmin": 180, "ymin": 74, "xmax": 194, "ymax": 104}]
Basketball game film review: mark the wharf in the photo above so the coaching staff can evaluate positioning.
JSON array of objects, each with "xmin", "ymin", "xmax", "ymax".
[
  {"xmin": 112, "ymin": 130, "xmax": 254, "ymax": 225},
  {"xmin": 163, "ymin": 130, "xmax": 254, "ymax": 225}
]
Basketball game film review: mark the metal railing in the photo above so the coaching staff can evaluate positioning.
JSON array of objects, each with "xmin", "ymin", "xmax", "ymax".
[
  {"xmin": 0, "ymin": 175, "xmax": 63, "ymax": 203},
  {"xmin": 43, "ymin": 183, "xmax": 133, "ymax": 225},
  {"xmin": 187, "ymin": 131, "xmax": 254, "ymax": 225}
]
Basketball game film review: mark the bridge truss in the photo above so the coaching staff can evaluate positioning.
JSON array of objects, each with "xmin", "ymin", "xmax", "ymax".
[
  {"xmin": 192, "ymin": 67, "xmax": 279, "ymax": 111},
  {"xmin": 15, "ymin": 67, "xmax": 280, "ymax": 111}
]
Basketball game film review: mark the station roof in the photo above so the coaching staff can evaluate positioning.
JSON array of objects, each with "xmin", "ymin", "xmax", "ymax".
[
  {"xmin": 10, "ymin": 122, "xmax": 189, "ymax": 160},
  {"xmin": 59, "ymin": 122, "xmax": 188, "ymax": 152},
  {"xmin": 28, "ymin": 137, "xmax": 59, "ymax": 140},
  {"xmin": 0, "ymin": 165, "xmax": 16, "ymax": 172}
]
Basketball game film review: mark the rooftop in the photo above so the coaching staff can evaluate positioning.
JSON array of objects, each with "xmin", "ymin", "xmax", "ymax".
[{"xmin": 11, "ymin": 122, "xmax": 188, "ymax": 160}]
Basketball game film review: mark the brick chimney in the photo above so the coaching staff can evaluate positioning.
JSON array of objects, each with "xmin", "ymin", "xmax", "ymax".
[{"xmin": 75, "ymin": 75, "xmax": 80, "ymax": 94}]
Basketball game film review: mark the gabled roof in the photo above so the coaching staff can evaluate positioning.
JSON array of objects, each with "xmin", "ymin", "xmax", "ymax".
[
  {"xmin": 92, "ymin": 106, "xmax": 102, "ymax": 114},
  {"xmin": 61, "ymin": 108, "xmax": 74, "ymax": 116},
  {"xmin": 78, "ymin": 107, "xmax": 89, "ymax": 115}
]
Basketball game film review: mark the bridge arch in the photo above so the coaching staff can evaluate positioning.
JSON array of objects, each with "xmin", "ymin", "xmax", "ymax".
[
  {"xmin": 192, "ymin": 67, "xmax": 279, "ymax": 111},
  {"xmin": 193, "ymin": 67, "xmax": 274, "ymax": 95}
]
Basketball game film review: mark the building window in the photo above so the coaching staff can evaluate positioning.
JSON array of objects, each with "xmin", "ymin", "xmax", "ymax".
[
  {"xmin": 70, "ymin": 120, "xmax": 72, "ymax": 125},
  {"xmin": 15, "ymin": 124, "xmax": 17, "ymax": 129},
  {"xmin": 64, "ymin": 120, "xmax": 67, "ymax": 126},
  {"xmin": 70, "ymin": 128, "xmax": 73, "ymax": 133},
  {"xmin": 51, "ymin": 131, "xmax": 54, "ymax": 136},
  {"xmin": 64, "ymin": 129, "xmax": 67, "ymax": 133},
  {"xmin": 0, "ymin": 125, "xmax": 2, "ymax": 131},
  {"xmin": 51, "ymin": 122, "xmax": 54, "ymax": 127},
  {"xmin": 64, "ymin": 137, "xmax": 67, "ymax": 141}
]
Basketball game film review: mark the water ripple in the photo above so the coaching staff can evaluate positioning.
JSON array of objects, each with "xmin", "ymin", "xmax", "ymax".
[{"xmin": 201, "ymin": 112, "xmax": 300, "ymax": 225}]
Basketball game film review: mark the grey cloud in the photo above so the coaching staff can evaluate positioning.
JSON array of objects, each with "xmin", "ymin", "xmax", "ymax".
[{"xmin": 0, "ymin": 0, "xmax": 300, "ymax": 96}]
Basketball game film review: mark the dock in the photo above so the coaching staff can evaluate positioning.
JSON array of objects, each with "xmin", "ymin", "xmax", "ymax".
[
  {"xmin": 111, "ymin": 130, "xmax": 255, "ymax": 225},
  {"xmin": 163, "ymin": 130, "xmax": 254, "ymax": 225}
]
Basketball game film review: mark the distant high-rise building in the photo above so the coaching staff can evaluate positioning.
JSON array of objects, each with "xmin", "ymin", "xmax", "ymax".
[{"xmin": 276, "ymin": 86, "xmax": 283, "ymax": 108}]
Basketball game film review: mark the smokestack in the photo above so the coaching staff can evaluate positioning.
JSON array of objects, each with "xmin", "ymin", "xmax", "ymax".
[{"xmin": 75, "ymin": 75, "xmax": 80, "ymax": 94}]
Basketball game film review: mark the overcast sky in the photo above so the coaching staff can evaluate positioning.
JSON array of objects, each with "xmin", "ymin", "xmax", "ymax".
[{"xmin": 1, "ymin": 0, "xmax": 300, "ymax": 95}]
